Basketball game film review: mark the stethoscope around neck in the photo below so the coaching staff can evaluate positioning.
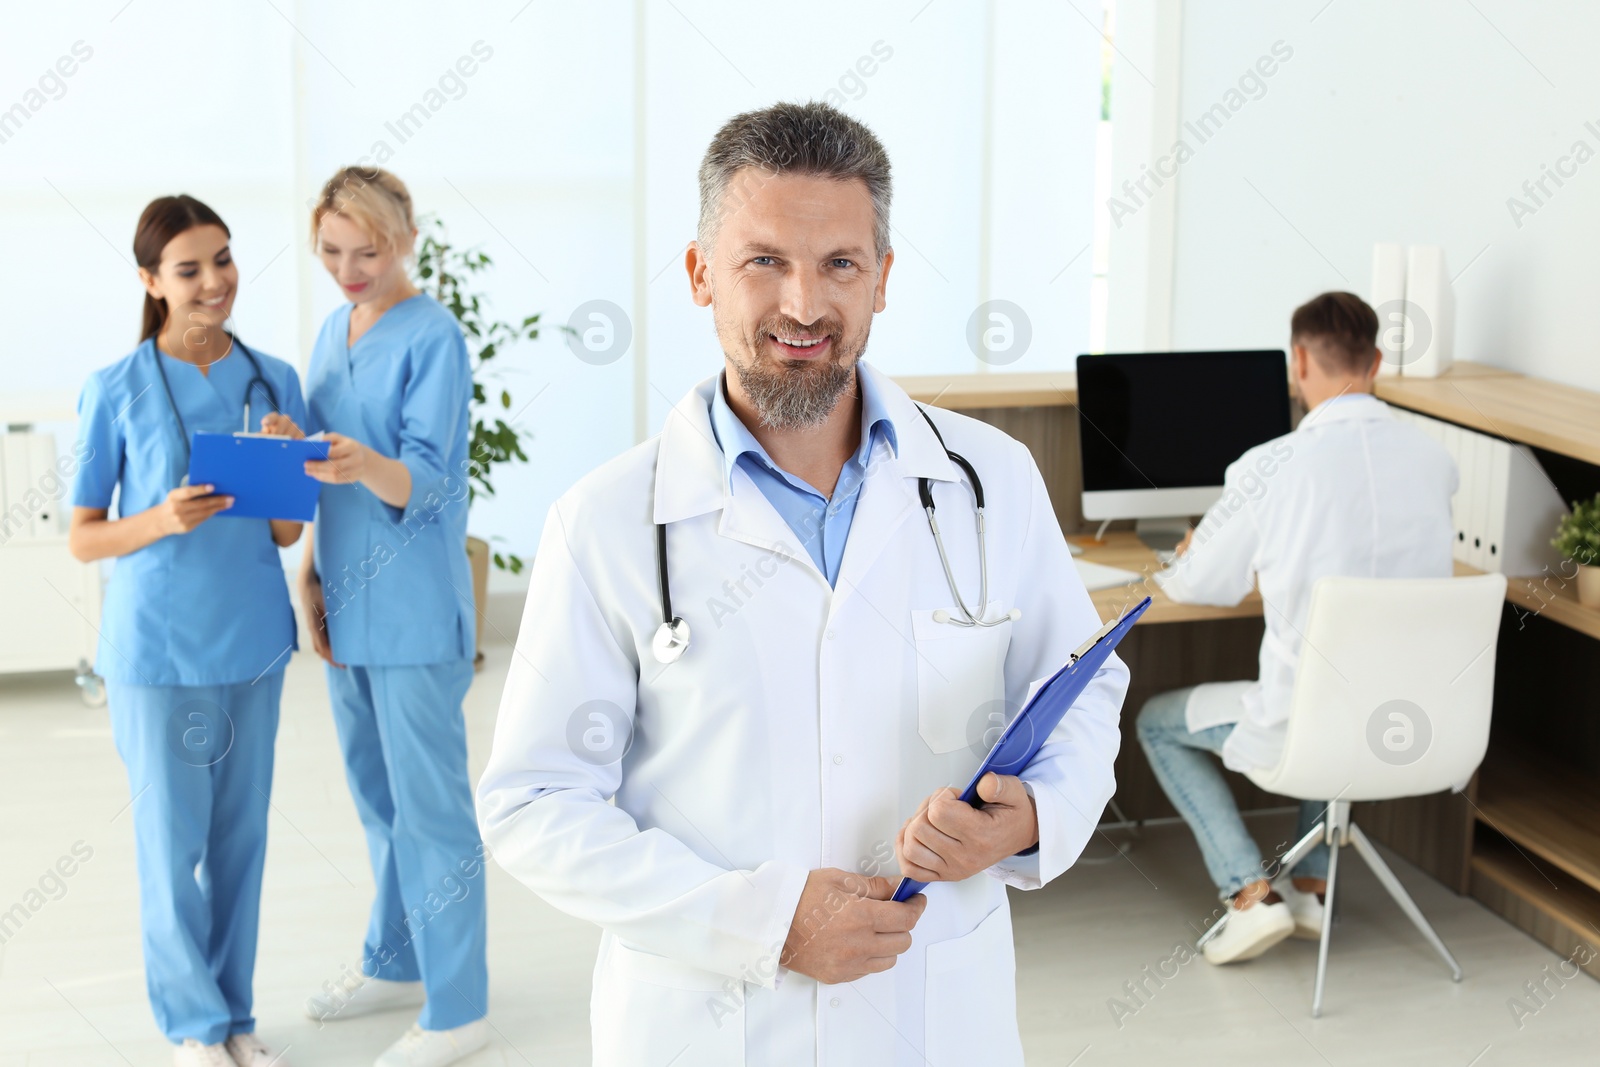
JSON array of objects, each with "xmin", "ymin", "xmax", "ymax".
[
  {"xmin": 650, "ymin": 404, "xmax": 1020, "ymax": 665},
  {"xmin": 151, "ymin": 333, "xmax": 281, "ymax": 470}
]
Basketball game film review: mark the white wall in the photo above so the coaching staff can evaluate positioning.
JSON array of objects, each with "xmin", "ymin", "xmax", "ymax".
[
  {"xmin": 290, "ymin": 1, "xmax": 638, "ymax": 585},
  {"xmin": 1125, "ymin": 0, "xmax": 1600, "ymax": 391},
  {"xmin": 3, "ymin": 0, "xmax": 1103, "ymax": 582},
  {"xmin": 2, "ymin": 0, "xmax": 637, "ymax": 590}
]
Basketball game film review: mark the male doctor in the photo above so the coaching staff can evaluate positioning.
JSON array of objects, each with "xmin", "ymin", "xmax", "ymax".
[
  {"xmin": 1137, "ymin": 292, "xmax": 1456, "ymax": 965},
  {"xmin": 476, "ymin": 101, "xmax": 1128, "ymax": 1065}
]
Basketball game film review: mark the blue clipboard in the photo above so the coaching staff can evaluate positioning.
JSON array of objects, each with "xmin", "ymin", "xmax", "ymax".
[
  {"xmin": 892, "ymin": 596, "xmax": 1152, "ymax": 902},
  {"xmin": 187, "ymin": 432, "xmax": 330, "ymax": 522}
]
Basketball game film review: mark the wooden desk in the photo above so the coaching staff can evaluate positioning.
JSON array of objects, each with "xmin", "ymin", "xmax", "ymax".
[{"xmin": 1068, "ymin": 531, "xmax": 1264, "ymax": 624}]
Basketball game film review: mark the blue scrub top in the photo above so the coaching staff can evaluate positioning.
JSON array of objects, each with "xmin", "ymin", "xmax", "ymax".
[
  {"xmin": 71, "ymin": 338, "xmax": 307, "ymax": 686},
  {"xmin": 305, "ymin": 293, "xmax": 475, "ymax": 666}
]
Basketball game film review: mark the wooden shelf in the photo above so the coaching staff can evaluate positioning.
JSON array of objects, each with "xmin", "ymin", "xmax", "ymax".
[
  {"xmin": 1476, "ymin": 749, "xmax": 1600, "ymax": 895},
  {"xmin": 1503, "ymin": 571, "xmax": 1600, "ymax": 641},
  {"xmin": 896, "ymin": 371, "xmax": 1077, "ymax": 409},
  {"xmin": 899, "ymin": 361, "xmax": 1600, "ymax": 465},
  {"xmin": 1376, "ymin": 361, "xmax": 1600, "ymax": 467},
  {"xmin": 1470, "ymin": 832, "xmax": 1600, "ymax": 980}
]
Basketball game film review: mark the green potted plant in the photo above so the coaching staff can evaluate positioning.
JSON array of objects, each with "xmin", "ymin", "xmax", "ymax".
[
  {"xmin": 1551, "ymin": 493, "xmax": 1600, "ymax": 608},
  {"xmin": 412, "ymin": 214, "xmax": 545, "ymax": 661}
]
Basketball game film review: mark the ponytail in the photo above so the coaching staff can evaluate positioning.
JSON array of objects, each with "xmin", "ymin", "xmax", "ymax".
[{"xmin": 140, "ymin": 292, "xmax": 166, "ymax": 344}]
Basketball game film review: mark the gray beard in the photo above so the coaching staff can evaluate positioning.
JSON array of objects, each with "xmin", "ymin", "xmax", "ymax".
[{"xmin": 731, "ymin": 353, "xmax": 859, "ymax": 430}]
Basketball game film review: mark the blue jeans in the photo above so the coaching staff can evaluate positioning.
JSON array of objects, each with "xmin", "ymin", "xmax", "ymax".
[{"xmin": 1136, "ymin": 686, "xmax": 1328, "ymax": 900}]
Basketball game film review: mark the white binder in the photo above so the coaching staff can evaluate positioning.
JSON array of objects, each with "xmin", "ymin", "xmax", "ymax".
[
  {"xmin": 1483, "ymin": 437, "xmax": 1510, "ymax": 571},
  {"xmin": 1370, "ymin": 242, "xmax": 1407, "ymax": 377},
  {"xmin": 1467, "ymin": 430, "xmax": 1494, "ymax": 570},
  {"xmin": 1440, "ymin": 422, "xmax": 1469, "ymax": 564},
  {"xmin": 29, "ymin": 434, "xmax": 61, "ymax": 538},
  {"xmin": 1403, "ymin": 245, "xmax": 1456, "ymax": 378},
  {"xmin": 1403, "ymin": 412, "xmax": 1567, "ymax": 576},
  {"xmin": 1485, "ymin": 438, "xmax": 1567, "ymax": 577}
]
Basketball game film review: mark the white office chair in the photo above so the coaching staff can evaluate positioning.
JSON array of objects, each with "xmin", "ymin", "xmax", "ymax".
[{"xmin": 1203, "ymin": 574, "xmax": 1508, "ymax": 1016}]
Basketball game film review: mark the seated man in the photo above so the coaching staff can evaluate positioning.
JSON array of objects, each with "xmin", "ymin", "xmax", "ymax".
[{"xmin": 1138, "ymin": 291, "xmax": 1456, "ymax": 964}]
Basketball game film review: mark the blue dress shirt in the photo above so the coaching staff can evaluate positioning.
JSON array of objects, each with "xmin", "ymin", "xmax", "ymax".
[{"xmin": 707, "ymin": 370, "xmax": 898, "ymax": 586}]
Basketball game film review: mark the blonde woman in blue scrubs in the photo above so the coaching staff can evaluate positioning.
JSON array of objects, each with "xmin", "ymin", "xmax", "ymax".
[
  {"xmin": 68, "ymin": 196, "xmax": 302, "ymax": 1067},
  {"xmin": 262, "ymin": 166, "xmax": 486, "ymax": 1067}
]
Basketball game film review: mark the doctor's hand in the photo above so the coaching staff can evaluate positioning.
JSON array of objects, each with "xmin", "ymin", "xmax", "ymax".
[
  {"xmin": 259, "ymin": 413, "xmax": 305, "ymax": 439},
  {"xmin": 780, "ymin": 871, "xmax": 927, "ymax": 985},
  {"xmin": 304, "ymin": 433, "xmax": 369, "ymax": 485},
  {"xmin": 153, "ymin": 484, "xmax": 233, "ymax": 535},
  {"xmin": 896, "ymin": 772, "xmax": 1039, "ymax": 885},
  {"xmin": 299, "ymin": 571, "xmax": 345, "ymax": 669}
]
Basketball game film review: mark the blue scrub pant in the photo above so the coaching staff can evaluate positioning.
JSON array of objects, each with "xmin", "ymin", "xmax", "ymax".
[
  {"xmin": 325, "ymin": 660, "xmax": 487, "ymax": 1030},
  {"xmin": 107, "ymin": 672, "xmax": 282, "ymax": 1045}
]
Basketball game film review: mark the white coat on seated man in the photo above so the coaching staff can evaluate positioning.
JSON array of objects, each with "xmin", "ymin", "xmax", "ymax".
[{"xmin": 475, "ymin": 101, "xmax": 1128, "ymax": 1066}]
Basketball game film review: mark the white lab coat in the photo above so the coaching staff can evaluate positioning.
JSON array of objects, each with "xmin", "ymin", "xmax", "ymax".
[
  {"xmin": 1155, "ymin": 394, "xmax": 1456, "ymax": 773},
  {"xmin": 476, "ymin": 361, "xmax": 1128, "ymax": 1066}
]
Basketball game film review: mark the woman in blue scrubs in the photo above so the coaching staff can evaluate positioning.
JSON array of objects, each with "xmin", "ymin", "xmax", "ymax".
[
  {"xmin": 262, "ymin": 166, "xmax": 487, "ymax": 1067},
  {"xmin": 68, "ymin": 196, "xmax": 302, "ymax": 1067}
]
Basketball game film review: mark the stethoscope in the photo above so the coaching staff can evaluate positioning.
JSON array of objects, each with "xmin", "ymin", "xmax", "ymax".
[
  {"xmin": 650, "ymin": 404, "xmax": 1020, "ymax": 665},
  {"xmin": 151, "ymin": 334, "xmax": 280, "ymax": 468}
]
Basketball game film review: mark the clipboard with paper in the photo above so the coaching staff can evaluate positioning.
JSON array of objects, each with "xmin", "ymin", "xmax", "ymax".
[
  {"xmin": 891, "ymin": 596, "xmax": 1152, "ymax": 902},
  {"xmin": 186, "ymin": 431, "xmax": 331, "ymax": 522}
]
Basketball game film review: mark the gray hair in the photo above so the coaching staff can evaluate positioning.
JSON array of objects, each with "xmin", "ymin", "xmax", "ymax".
[{"xmin": 696, "ymin": 101, "xmax": 893, "ymax": 262}]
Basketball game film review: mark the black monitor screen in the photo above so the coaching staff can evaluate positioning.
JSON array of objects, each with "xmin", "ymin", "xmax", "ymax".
[{"xmin": 1076, "ymin": 350, "xmax": 1291, "ymax": 491}]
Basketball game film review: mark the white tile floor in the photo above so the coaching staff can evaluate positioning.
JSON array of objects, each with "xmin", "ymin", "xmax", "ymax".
[{"xmin": 2, "ymin": 638, "xmax": 1597, "ymax": 1066}]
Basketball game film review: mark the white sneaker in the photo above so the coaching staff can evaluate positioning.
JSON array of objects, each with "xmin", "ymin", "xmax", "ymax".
[
  {"xmin": 1274, "ymin": 877, "xmax": 1326, "ymax": 941},
  {"xmin": 305, "ymin": 971, "xmax": 425, "ymax": 1023},
  {"xmin": 226, "ymin": 1033, "xmax": 291, "ymax": 1066},
  {"xmin": 173, "ymin": 1039, "xmax": 235, "ymax": 1067},
  {"xmin": 1202, "ymin": 898, "xmax": 1295, "ymax": 964},
  {"xmin": 375, "ymin": 1019, "xmax": 489, "ymax": 1067}
]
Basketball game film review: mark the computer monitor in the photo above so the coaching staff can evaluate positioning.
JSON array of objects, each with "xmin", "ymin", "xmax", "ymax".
[{"xmin": 1076, "ymin": 350, "xmax": 1291, "ymax": 524}]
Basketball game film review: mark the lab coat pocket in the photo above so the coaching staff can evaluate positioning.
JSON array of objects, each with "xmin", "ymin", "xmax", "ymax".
[
  {"xmin": 592, "ymin": 939, "xmax": 745, "ymax": 1066},
  {"xmin": 910, "ymin": 606, "xmax": 1010, "ymax": 755},
  {"xmin": 924, "ymin": 902, "xmax": 1023, "ymax": 1065}
]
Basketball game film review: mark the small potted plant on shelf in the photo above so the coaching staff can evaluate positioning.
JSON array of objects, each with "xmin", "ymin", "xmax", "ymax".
[
  {"xmin": 412, "ymin": 214, "xmax": 545, "ymax": 663},
  {"xmin": 1551, "ymin": 493, "xmax": 1600, "ymax": 609}
]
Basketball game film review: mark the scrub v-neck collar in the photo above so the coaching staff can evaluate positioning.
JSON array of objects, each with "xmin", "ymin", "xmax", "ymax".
[
  {"xmin": 346, "ymin": 293, "xmax": 425, "ymax": 352},
  {"xmin": 154, "ymin": 338, "xmax": 242, "ymax": 427}
]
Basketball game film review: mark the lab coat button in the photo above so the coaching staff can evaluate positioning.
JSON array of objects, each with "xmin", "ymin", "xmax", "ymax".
[
  {"xmin": 830, "ymin": 997, "xmax": 841, "ymax": 1008},
  {"xmin": 833, "ymin": 754, "xmax": 844, "ymax": 765},
  {"xmin": 826, "ymin": 629, "xmax": 836, "ymax": 639}
]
